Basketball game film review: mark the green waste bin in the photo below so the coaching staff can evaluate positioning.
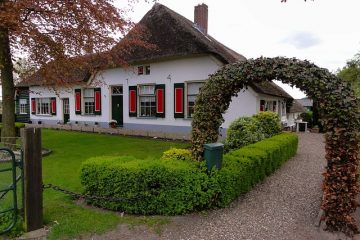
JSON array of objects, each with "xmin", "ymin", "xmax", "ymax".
[{"xmin": 204, "ymin": 143, "xmax": 224, "ymax": 171}]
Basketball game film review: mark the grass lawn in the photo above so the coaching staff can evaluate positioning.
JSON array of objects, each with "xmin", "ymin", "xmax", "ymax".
[{"xmin": 2, "ymin": 129, "xmax": 189, "ymax": 239}]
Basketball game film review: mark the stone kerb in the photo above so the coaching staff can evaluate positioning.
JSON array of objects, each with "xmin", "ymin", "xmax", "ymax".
[{"xmin": 23, "ymin": 123, "xmax": 191, "ymax": 141}]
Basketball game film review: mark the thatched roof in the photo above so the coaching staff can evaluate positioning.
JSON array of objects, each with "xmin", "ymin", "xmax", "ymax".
[
  {"xmin": 114, "ymin": 3, "xmax": 246, "ymax": 64},
  {"xmin": 289, "ymin": 99, "xmax": 306, "ymax": 113},
  {"xmin": 297, "ymin": 97, "xmax": 313, "ymax": 107},
  {"xmin": 251, "ymin": 81, "xmax": 293, "ymax": 99},
  {"xmin": 17, "ymin": 3, "xmax": 293, "ymax": 100}
]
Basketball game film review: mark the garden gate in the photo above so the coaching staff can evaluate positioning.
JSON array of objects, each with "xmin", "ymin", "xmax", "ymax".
[{"xmin": 0, "ymin": 147, "xmax": 23, "ymax": 234}]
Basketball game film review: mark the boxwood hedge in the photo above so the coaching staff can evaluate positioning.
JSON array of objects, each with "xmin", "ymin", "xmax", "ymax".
[
  {"xmin": 215, "ymin": 132, "xmax": 298, "ymax": 207},
  {"xmin": 80, "ymin": 156, "xmax": 219, "ymax": 215},
  {"xmin": 80, "ymin": 133, "xmax": 298, "ymax": 215}
]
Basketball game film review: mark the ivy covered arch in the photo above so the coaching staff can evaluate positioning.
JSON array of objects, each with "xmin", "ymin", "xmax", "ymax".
[{"xmin": 191, "ymin": 57, "xmax": 360, "ymax": 235}]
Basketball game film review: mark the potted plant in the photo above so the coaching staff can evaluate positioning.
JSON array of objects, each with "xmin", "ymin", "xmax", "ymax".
[{"xmin": 109, "ymin": 120, "xmax": 117, "ymax": 128}]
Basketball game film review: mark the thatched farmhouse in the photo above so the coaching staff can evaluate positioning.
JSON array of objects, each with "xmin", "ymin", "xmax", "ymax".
[{"xmin": 18, "ymin": 3, "xmax": 293, "ymax": 136}]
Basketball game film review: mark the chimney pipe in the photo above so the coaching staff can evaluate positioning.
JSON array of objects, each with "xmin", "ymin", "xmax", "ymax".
[{"xmin": 194, "ymin": 4, "xmax": 208, "ymax": 34}]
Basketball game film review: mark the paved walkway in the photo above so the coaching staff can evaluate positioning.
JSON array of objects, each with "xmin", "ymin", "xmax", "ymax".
[{"xmin": 93, "ymin": 133, "xmax": 357, "ymax": 240}]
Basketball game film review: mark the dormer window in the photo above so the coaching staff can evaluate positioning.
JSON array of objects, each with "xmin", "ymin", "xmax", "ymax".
[
  {"xmin": 137, "ymin": 65, "xmax": 150, "ymax": 75},
  {"xmin": 138, "ymin": 66, "xmax": 144, "ymax": 75},
  {"xmin": 145, "ymin": 66, "xmax": 150, "ymax": 75}
]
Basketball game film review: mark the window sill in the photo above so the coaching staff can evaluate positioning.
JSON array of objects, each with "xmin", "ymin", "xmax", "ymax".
[
  {"xmin": 34, "ymin": 114, "xmax": 52, "ymax": 116},
  {"xmin": 81, "ymin": 114, "xmax": 99, "ymax": 117},
  {"xmin": 19, "ymin": 113, "xmax": 28, "ymax": 115},
  {"xmin": 136, "ymin": 116, "xmax": 157, "ymax": 119}
]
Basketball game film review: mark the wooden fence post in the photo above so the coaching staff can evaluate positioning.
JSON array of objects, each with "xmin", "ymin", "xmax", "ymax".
[{"xmin": 22, "ymin": 128, "xmax": 43, "ymax": 232}]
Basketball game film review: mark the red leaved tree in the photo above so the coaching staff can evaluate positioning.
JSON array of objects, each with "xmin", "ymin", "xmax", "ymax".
[{"xmin": 0, "ymin": 0, "xmax": 151, "ymax": 144}]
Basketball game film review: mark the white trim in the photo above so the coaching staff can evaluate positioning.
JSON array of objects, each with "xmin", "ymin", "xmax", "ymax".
[{"xmin": 185, "ymin": 80, "xmax": 205, "ymax": 118}]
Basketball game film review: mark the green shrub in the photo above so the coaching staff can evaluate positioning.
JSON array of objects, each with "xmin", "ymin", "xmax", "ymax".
[
  {"xmin": 300, "ymin": 111, "xmax": 313, "ymax": 128},
  {"xmin": 0, "ymin": 122, "xmax": 26, "ymax": 129},
  {"xmin": 224, "ymin": 117, "xmax": 265, "ymax": 151},
  {"xmin": 215, "ymin": 132, "xmax": 298, "ymax": 207},
  {"xmin": 253, "ymin": 111, "xmax": 282, "ymax": 138},
  {"xmin": 80, "ymin": 156, "xmax": 219, "ymax": 215},
  {"xmin": 80, "ymin": 133, "xmax": 298, "ymax": 214},
  {"xmin": 15, "ymin": 122, "xmax": 26, "ymax": 128},
  {"xmin": 161, "ymin": 148, "xmax": 192, "ymax": 161},
  {"xmin": 0, "ymin": 122, "xmax": 26, "ymax": 138}
]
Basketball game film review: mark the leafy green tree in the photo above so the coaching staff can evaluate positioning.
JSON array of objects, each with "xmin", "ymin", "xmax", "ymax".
[
  {"xmin": 0, "ymin": 0, "xmax": 149, "ymax": 145},
  {"xmin": 337, "ymin": 53, "xmax": 360, "ymax": 96}
]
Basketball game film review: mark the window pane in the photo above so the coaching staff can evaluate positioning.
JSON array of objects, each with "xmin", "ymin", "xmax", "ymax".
[
  {"xmin": 187, "ymin": 96, "xmax": 196, "ymax": 117},
  {"xmin": 112, "ymin": 86, "xmax": 123, "ymax": 95},
  {"xmin": 84, "ymin": 98, "xmax": 94, "ymax": 103},
  {"xmin": 187, "ymin": 82, "xmax": 204, "ymax": 95},
  {"xmin": 139, "ymin": 96, "xmax": 155, "ymax": 117},
  {"xmin": 85, "ymin": 101, "xmax": 95, "ymax": 114},
  {"xmin": 35, "ymin": 98, "xmax": 51, "ymax": 114},
  {"xmin": 139, "ymin": 85, "xmax": 155, "ymax": 95},
  {"xmin": 84, "ymin": 89, "xmax": 94, "ymax": 97}
]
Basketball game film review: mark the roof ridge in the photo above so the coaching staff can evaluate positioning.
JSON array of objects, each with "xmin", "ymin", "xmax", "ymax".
[{"xmin": 141, "ymin": 3, "xmax": 246, "ymax": 63}]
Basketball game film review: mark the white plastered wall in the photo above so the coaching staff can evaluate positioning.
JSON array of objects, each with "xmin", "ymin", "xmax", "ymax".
[{"xmin": 29, "ymin": 55, "xmax": 285, "ymax": 131}]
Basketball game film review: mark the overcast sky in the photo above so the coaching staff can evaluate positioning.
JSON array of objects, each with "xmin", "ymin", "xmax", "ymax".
[{"xmin": 118, "ymin": 0, "xmax": 360, "ymax": 99}]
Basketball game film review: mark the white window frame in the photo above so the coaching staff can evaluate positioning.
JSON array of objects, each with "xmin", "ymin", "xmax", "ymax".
[
  {"xmin": 83, "ymin": 88, "xmax": 95, "ymax": 115},
  {"xmin": 36, "ymin": 98, "xmax": 51, "ymax": 115},
  {"xmin": 260, "ymin": 99, "xmax": 279, "ymax": 113},
  {"xmin": 186, "ymin": 81, "xmax": 205, "ymax": 118},
  {"xmin": 19, "ymin": 99, "xmax": 28, "ymax": 115},
  {"xmin": 138, "ymin": 84, "xmax": 156, "ymax": 117},
  {"xmin": 63, "ymin": 98, "xmax": 70, "ymax": 115},
  {"xmin": 281, "ymin": 101, "xmax": 287, "ymax": 116}
]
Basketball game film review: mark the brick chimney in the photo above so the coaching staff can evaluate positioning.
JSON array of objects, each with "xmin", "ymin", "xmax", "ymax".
[{"xmin": 194, "ymin": 4, "xmax": 208, "ymax": 34}]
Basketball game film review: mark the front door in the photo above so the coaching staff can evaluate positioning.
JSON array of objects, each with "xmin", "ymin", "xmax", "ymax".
[
  {"xmin": 63, "ymin": 98, "xmax": 70, "ymax": 124},
  {"xmin": 111, "ymin": 86, "xmax": 123, "ymax": 126}
]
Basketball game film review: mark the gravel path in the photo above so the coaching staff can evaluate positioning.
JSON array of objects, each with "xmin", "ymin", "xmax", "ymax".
[{"xmin": 93, "ymin": 133, "xmax": 357, "ymax": 240}]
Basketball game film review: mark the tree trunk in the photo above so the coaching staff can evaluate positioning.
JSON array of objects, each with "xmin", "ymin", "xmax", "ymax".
[{"xmin": 0, "ymin": 25, "xmax": 16, "ymax": 148}]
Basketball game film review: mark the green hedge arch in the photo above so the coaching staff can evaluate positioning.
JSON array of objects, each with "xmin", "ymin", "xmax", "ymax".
[{"xmin": 191, "ymin": 57, "xmax": 360, "ymax": 236}]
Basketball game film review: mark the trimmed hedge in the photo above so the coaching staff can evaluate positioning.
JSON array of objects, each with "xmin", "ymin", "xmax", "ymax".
[
  {"xmin": 0, "ymin": 122, "xmax": 26, "ymax": 138},
  {"xmin": 161, "ymin": 148, "xmax": 192, "ymax": 161},
  {"xmin": 0, "ymin": 122, "xmax": 26, "ymax": 129},
  {"xmin": 80, "ymin": 156, "xmax": 219, "ymax": 215},
  {"xmin": 80, "ymin": 133, "xmax": 298, "ymax": 215},
  {"xmin": 215, "ymin": 132, "xmax": 298, "ymax": 207}
]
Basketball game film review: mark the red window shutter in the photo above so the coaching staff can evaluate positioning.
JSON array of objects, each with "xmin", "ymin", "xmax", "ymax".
[
  {"xmin": 129, "ymin": 86, "xmax": 137, "ymax": 117},
  {"xmin": 94, "ymin": 88, "xmax": 101, "ymax": 115},
  {"xmin": 157, "ymin": 89, "xmax": 164, "ymax": 113},
  {"xmin": 51, "ymin": 97, "xmax": 56, "ymax": 115},
  {"xmin": 155, "ymin": 84, "xmax": 165, "ymax": 118},
  {"xmin": 31, "ymin": 98, "xmax": 36, "ymax": 114},
  {"xmin": 75, "ymin": 89, "xmax": 81, "ymax": 115},
  {"xmin": 174, "ymin": 83, "xmax": 184, "ymax": 118}
]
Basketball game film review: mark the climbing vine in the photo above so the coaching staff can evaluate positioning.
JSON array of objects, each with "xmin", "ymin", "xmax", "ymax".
[{"xmin": 191, "ymin": 57, "xmax": 360, "ymax": 236}]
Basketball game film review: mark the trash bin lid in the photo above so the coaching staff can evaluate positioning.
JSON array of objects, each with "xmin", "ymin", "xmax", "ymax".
[{"xmin": 204, "ymin": 142, "xmax": 224, "ymax": 150}]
